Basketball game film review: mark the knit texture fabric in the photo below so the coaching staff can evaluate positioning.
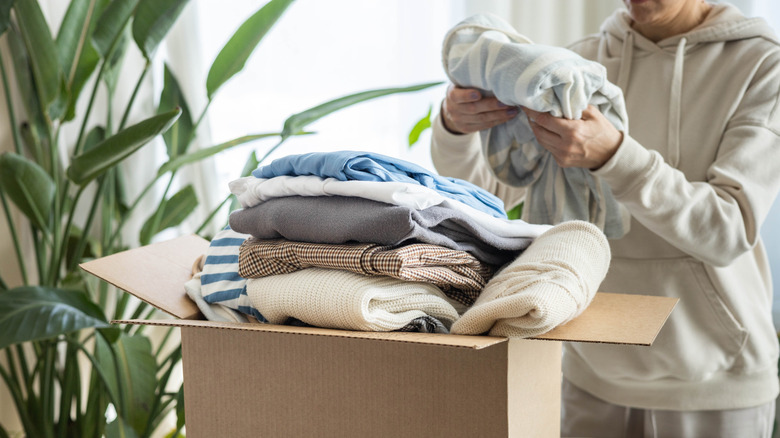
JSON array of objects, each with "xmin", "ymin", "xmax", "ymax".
[
  {"xmin": 442, "ymin": 13, "xmax": 630, "ymax": 238},
  {"xmin": 246, "ymin": 268, "xmax": 462, "ymax": 332},
  {"xmin": 450, "ymin": 220, "xmax": 610, "ymax": 338}
]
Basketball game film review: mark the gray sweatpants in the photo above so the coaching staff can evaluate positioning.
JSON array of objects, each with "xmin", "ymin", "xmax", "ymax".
[{"xmin": 562, "ymin": 378, "xmax": 776, "ymax": 438}]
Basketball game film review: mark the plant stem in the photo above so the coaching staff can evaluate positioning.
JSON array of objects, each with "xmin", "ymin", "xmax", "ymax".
[
  {"xmin": 49, "ymin": 186, "xmax": 84, "ymax": 287},
  {"xmin": 66, "ymin": 181, "xmax": 106, "ymax": 273},
  {"xmin": 0, "ymin": 360, "xmax": 36, "ymax": 436},
  {"xmin": 195, "ymin": 194, "xmax": 230, "ymax": 235},
  {"xmin": 57, "ymin": 340, "xmax": 77, "ymax": 437},
  {"xmin": 40, "ymin": 343, "xmax": 55, "ymax": 438},
  {"xmin": 0, "ymin": 51, "xmax": 23, "ymax": 154},
  {"xmin": 0, "ymin": 191, "xmax": 28, "ymax": 285},
  {"xmin": 30, "ymin": 226, "xmax": 46, "ymax": 285},
  {"xmin": 118, "ymin": 62, "xmax": 150, "ymax": 131},
  {"xmin": 106, "ymin": 172, "xmax": 162, "ymax": 249}
]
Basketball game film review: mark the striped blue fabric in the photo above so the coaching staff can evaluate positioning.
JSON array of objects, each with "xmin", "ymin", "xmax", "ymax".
[{"xmin": 199, "ymin": 227, "xmax": 266, "ymax": 322}]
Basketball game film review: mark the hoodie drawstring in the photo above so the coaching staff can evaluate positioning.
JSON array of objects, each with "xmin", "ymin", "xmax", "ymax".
[
  {"xmin": 667, "ymin": 37, "xmax": 687, "ymax": 168},
  {"xmin": 616, "ymin": 30, "xmax": 634, "ymax": 94}
]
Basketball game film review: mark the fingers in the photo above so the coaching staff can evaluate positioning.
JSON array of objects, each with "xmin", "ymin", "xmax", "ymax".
[{"xmin": 443, "ymin": 84, "xmax": 518, "ymax": 134}]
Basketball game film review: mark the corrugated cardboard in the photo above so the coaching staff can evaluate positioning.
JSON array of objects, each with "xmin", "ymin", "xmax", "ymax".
[{"xmin": 81, "ymin": 235, "xmax": 677, "ymax": 438}]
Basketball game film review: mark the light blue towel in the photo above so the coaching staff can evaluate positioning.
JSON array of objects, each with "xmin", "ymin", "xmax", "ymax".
[
  {"xmin": 199, "ymin": 227, "xmax": 266, "ymax": 321},
  {"xmin": 252, "ymin": 150, "xmax": 508, "ymax": 219},
  {"xmin": 442, "ymin": 14, "xmax": 630, "ymax": 238}
]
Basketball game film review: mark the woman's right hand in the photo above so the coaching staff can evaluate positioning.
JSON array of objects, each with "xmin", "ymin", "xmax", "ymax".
[{"xmin": 441, "ymin": 84, "xmax": 519, "ymax": 135}]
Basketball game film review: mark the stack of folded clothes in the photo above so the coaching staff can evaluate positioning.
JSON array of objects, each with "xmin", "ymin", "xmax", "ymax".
[{"xmin": 185, "ymin": 151, "xmax": 610, "ymax": 338}]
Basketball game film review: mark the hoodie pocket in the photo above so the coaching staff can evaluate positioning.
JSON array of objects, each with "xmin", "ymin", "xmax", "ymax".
[{"xmin": 569, "ymin": 257, "xmax": 748, "ymax": 382}]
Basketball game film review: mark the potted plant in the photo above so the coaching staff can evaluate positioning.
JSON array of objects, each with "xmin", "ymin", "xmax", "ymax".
[{"xmin": 0, "ymin": 0, "xmax": 439, "ymax": 436}]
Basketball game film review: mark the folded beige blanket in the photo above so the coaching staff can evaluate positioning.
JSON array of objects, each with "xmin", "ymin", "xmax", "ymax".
[{"xmin": 450, "ymin": 220, "xmax": 610, "ymax": 338}]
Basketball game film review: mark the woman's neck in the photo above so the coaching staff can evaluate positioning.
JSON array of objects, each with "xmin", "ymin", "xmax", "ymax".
[{"xmin": 632, "ymin": 2, "xmax": 713, "ymax": 42}]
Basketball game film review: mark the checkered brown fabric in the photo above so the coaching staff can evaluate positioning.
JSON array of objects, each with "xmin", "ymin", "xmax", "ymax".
[{"xmin": 238, "ymin": 238, "xmax": 496, "ymax": 306}]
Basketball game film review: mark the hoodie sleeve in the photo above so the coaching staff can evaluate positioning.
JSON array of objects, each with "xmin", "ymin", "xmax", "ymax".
[
  {"xmin": 593, "ymin": 50, "xmax": 780, "ymax": 267},
  {"xmin": 430, "ymin": 108, "xmax": 526, "ymax": 210}
]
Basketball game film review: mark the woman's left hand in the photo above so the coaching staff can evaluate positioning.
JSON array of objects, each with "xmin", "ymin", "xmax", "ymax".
[{"xmin": 522, "ymin": 105, "xmax": 623, "ymax": 170}]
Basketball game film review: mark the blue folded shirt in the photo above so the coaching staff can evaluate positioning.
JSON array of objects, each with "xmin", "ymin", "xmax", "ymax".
[{"xmin": 252, "ymin": 151, "xmax": 507, "ymax": 219}]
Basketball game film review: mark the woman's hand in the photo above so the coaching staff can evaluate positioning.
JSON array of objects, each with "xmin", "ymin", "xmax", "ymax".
[
  {"xmin": 523, "ymin": 105, "xmax": 623, "ymax": 170},
  {"xmin": 441, "ymin": 84, "xmax": 519, "ymax": 135}
]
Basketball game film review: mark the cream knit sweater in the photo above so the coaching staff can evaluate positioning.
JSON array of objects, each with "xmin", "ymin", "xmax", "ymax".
[
  {"xmin": 451, "ymin": 220, "xmax": 610, "ymax": 338},
  {"xmin": 246, "ymin": 268, "xmax": 463, "ymax": 332}
]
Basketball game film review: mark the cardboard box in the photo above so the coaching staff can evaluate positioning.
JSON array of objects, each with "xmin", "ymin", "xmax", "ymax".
[{"xmin": 81, "ymin": 235, "xmax": 677, "ymax": 438}]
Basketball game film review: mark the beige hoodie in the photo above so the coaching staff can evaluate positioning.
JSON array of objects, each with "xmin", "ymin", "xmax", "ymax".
[{"xmin": 431, "ymin": 4, "xmax": 780, "ymax": 410}]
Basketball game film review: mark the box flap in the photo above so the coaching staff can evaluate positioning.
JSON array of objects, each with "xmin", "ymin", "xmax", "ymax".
[
  {"xmin": 81, "ymin": 235, "xmax": 208, "ymax": 320},
  {"xmin": 532, "ymin": 292, "xmax": 678, "ymax": 345},
  {"xmin": 112, "ymin": 319, "xmax": 508, "ymax": 349}
]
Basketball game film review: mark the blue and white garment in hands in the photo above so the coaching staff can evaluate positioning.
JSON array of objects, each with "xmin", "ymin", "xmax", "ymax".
[
  {"xmin": 251, "ymin": 150, "xmax": 508, "ymax": 219},
  {"xmin": 198, "ymin": 227, "xmax": 266, "ymax": 321},
  {"xmin": 442, "ymin": 13, "xmax": 630, "ymax": 238}
]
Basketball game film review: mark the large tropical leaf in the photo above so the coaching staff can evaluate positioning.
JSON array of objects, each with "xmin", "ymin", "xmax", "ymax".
[
  {"xmin": 95, "ymin": 332, "xmax": 157, "ymax": 436},
  {"xmin": 280, "ymin": 81, "xmax": 443, "ymax": 140},
  {"xmin": 0, "ymin": 286, "xmax": 109, "ymax": 349},
  {"xmin": 0, "ymin": 152, "xmax": 55, "ymax": 229},
  {"xmin": 132, "ymin": 0, "xmax": 190, "ymax": 60},
  {"xmin": 67, "ymin": 108, "xmax": 181, "ymax": 185},
  {"xmin": 138, "ymin": 185, "xmax": 198, "ymax": 245},
  {"xmin": 157, "ymin": 132, "xmax": 281, "ymax": 176},
  {"xmin": 13, "ymin": 0, "xmax": 66, "ymax": 119},
  {"xmin": 102, "ymin": 26, "xmax": 129, "ymax": 94},
  {"xmin": 92, "ymin": 0, "xmax": 139, "ymax": 58},
  {"xmin": 0, "ymin": 0, "xmax": 14, "ymax": 36},
  {"xmin": 158, "ymin": 64, "xmax": 193, "ymax": 158},
  {"xmin": 206, "ymin": 0, "xmax": 294, "ymax": 99},
  {"xmin": 57, "ymin": 0, "xmax": 109, "ymax": 121}
]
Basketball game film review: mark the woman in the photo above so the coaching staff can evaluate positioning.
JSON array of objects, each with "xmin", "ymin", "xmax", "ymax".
[{"xmin": 431, "ymin": 0, "xmax": 780, "ymax": 436}]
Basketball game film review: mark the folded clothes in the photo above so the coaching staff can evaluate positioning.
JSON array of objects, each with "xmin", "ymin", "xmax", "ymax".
[
  {"xmin": 450, "ymin": 220, "xmax": 610, "ymax": 338},
  {"xmin": 229, "ymin": 195, "xmax": 535, "ymax": 265},
  {"xmin": 246, "ymin": 268, "xmax": 463, "ymax": 332},
  {"xmin": 229, "ymin": 175, "xmax": 552, "ymax": 239},
  {"xmin": 251, "ymin": 150, "xmax": 508, "ymax": 219},
  {"xmin": 443, "ymin": 13, "xmax": 630, "ymax": 238},
  {"xmin": 197, "ymin": 228, "xmax": 265, "ymax": 321},
  {"xmin": 238, "ymin": 238, "xmax": 494, "ymax": 306}
]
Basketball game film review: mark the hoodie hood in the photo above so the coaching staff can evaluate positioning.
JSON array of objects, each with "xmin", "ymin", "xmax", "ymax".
[{"xmin": 598, "ymin": 3, "xmax": 779, "ymax": 168}]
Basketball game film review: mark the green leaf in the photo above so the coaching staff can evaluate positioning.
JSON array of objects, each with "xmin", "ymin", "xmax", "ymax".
[
  {"xmin": 506, "ymin": 201, "xmax": 524, "ymax": 220},
  {"xmin": 132, "ymin": 0, "xmax": 189, "ymax": 60},
  {"xmin": 158, "ymin": 132, "xmax": 280, "ymax": 176},
  {"xmin": 7, "ymin": 27, "xmax": 46, "ymax": 139},
  {"xmin": 281, "ymin": 81, "xmax": 443, "ymax": 140},
  {"xmin": 95, "ymin": 332, "xmax": 157, "ymax": 436},
  {"xmin": 0, "ymin": 0, "xmax": 14, "ymax": 37},
  {"xmin": 407, "ymin": 104, "xmax": 433, "ymax": 148},
  {"xmin": 158, "ymin": 64, "xmax": 193, "ymax": 158},
  {"xmin": 84, "ymin": 125, "xmax": 107, "ymax": 152},
  {"xmin": 139, "ymin": 185, "xmax": 198, "ymax": 245},
  {"xmin": 102, "ymin": 25, "xmax": 129, "ymax": 94},
  {"xmin": 175, "ymin": 385, "xmax": 185, "ymax": 430},
  {"xmin": 105, "ymin": 418, "xmax": 139, "ymax": 438},
  {"xmin": 0, "ymin": 152, "xmax": 55, "ymax": 229},
  {"xmin": 0, "ymin": 286, "xmax": 109, "ymax": 349},
  {"xmin": 57, "ymin": 0, "xmax": 106, "ymax": 84},
  {"xmin": 206, "ymin": 0, "xmax": 294, "ymax": 99},
  {"xmin": 58, "ymin": 0, "xmax": 109, "ymax": 121},
  {"xmin": 92, "ymin": 0, "xmax": 139, "ymax": 58},
  {"xmin": 13, "ymin": 0, "xmax": 66, "ymax": 119},
  {"xmin": 67, "ymin": 108, "xmax": 182, "ymax": 186}
]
